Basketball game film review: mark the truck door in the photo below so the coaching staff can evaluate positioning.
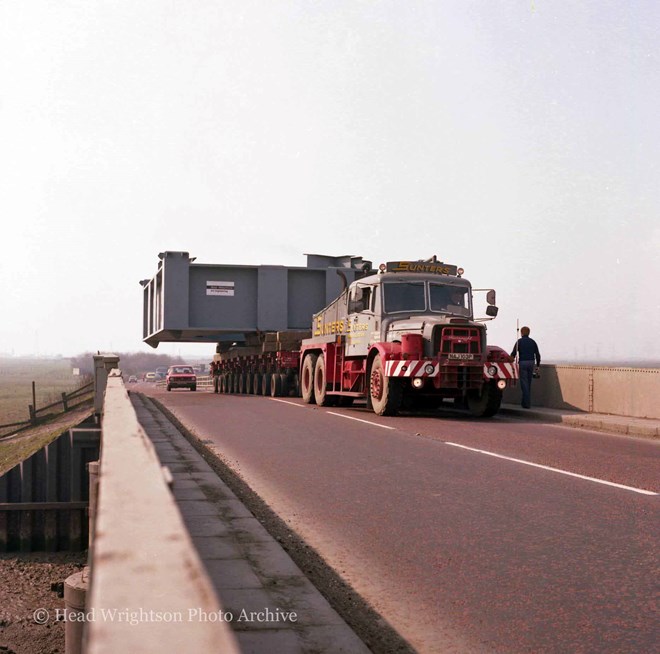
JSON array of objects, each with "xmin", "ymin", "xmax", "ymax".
[{"xmin": 346, "ymin": 284, "xmax": 375, "ymax": 357}]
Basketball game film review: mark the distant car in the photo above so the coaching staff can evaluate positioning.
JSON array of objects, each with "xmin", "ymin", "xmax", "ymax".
[
  {"xmin": 145, "ymin": 372, "xmax": 157, "ymax": 383},
  {"xmin": 166, "ymin": 365, "xmax": 197, "ymax": 391},
  {"xmin": 128, "ymin": 375, "xmax": 138, "ymax": 383}
]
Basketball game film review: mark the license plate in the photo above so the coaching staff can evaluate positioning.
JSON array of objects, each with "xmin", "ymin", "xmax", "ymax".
[{"xmin": 448, "ymin": 353, "xmax": 475, "ymax": 360}]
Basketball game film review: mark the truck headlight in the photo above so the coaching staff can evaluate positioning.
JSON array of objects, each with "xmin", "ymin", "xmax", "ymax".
[{"xmin": 412, "ymin": 378, "xmax": 424, "ymax": 389}]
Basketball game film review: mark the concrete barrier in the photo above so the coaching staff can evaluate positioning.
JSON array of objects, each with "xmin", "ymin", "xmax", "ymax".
[
  {"xmin": 85, "ymin": 369, "xmax": 238, "ymax": 653},
  {"xmin": 503, "ymin": 365, "xmax": 660, "ymax": 419}
]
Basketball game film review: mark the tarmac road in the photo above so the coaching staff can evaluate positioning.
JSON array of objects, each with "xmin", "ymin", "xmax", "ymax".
[{"xmin": 140, "ymin": 385, "xmax": 659, "ymax": 654}]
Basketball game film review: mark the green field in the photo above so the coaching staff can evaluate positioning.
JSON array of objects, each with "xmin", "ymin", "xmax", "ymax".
[{"xmin": 0, "ymin": 357, "xmax": 91, "ymax": 431}]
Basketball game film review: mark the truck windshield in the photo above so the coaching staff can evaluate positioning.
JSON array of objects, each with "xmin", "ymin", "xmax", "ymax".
[
  {"xmin": 383, "ymin": 282, "xmax": 426, "ymax": 313},
  {"xmin": 429, "ymin": 283, "xmax": 470, "ymax": 316}
]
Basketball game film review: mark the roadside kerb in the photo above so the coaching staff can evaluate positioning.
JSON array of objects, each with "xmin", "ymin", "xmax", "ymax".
[
  {"xmin": 85, "ymin": 371, "xmax": 239, "ymax": 653},
  {"xmin": 500, "ymin": 404, "xmax": 660, "ymax": 439}
]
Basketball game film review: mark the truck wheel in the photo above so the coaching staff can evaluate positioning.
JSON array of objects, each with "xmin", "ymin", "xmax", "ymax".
[
  {"xmin": 467, "ymin": 382, "xmax": 502, "ymax": 418},
  {"xmin": 191, "ymin": 385, "xmax": 197, "ymax": 392},
  {"xmin": 167, "ymin": 385, "xmax": 171, "ymax": 392},
  {"xmin": 271, "ymin": 374, "xmax": 282, "ymax": 397},
  {"xmin": 253, "ymin": 373, "xmax": 262, "ymax": 395},
  {"xmin": 370, "ymin": 356, "xmax": 402, "ymax": 416},
  {"xmin": 239, "ymin": 374, "xmax": 247, "ymax": 394},
  {"xmin": 314, "ymin": 355, "xmax": 336, "ymax": 406},
  {"xmin": 301, "ymin": 355, "xmax": 317, "ymax": 404},
  {"xmin": 262, "ymin": 373, "xmax": 272, "ymax": 396},
  {"xmin": 246, "ymin": 373, "xmax": 254, "ymax": 394},
  {"xmin": 221, "ymin": 375, "xmax": 227, "ymax": 393}
]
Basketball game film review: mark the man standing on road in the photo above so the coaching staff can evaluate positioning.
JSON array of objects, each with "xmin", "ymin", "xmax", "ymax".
[{"xmin": 511, "ymin": 326, "xmax": 541, "ymax": 409}]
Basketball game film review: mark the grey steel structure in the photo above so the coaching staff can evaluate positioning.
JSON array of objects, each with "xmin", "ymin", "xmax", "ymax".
[{"xmin": 141, "ymin": 251, "xmax": 372, "ymax": 348}]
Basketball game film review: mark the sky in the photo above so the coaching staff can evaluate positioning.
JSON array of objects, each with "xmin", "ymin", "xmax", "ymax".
[{"xmin": 1, "ymin": 1, "xmax": 658, "ymax": 363}]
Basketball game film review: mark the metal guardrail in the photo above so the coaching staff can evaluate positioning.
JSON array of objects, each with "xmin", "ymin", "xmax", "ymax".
[{"xmin": 85, "ymin": 369, "xmax": 238, "ymax": 653}]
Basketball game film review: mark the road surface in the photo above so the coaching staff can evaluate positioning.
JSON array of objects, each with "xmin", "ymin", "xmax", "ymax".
[{"xmin": 138, "ymin": 385, "xmax": 659, "ymax": 653}]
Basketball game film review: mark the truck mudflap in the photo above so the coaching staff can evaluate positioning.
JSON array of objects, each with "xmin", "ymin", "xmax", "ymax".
[{"xmin": 384, "ymin": 359, "xmax": 518, "ymax": 380}]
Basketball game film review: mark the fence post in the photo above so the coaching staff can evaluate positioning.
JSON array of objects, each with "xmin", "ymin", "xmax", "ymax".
[
  {"xmin": 93, "ymin": 354, "xmax": 120, "ymax": 414},
  {"xmin": 62, "ymin": 392, "xmax": 69, "ymax": 412},
  {"xmin": 87, "ymin": 461, "xmax": 99, "ymax": 549},
  {"xmin": 29, "ymin": 404, "xmax": 37, "ymax": 425}
]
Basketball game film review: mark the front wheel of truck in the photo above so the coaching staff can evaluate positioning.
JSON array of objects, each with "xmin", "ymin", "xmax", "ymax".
[
  {"xmin": 467, "ymin": 381, "xmax": 502, "ymax": 417},
  {"xmin": 369, "ymin": 356, "xmax": 402, "ymax": 416}
]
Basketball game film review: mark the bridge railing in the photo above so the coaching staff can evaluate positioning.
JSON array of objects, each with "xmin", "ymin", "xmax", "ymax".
[
  {"xmin": 503, "ymin": 364, "xmax": 660, "ymax": 419},
  {"xmin": 84, "ymin": 367, "xmax": 238, "ymax": 653}
]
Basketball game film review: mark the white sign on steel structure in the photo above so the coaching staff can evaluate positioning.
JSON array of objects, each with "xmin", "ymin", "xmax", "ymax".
[{"xmin": 206, "ymin": 281, "xmax": 235, "ymax": 297}]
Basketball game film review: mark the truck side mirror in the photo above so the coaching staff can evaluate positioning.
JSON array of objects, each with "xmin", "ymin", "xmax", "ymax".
[
  {"xmin": 486, "ymin": 290, "xmax": 496, "ymax": 305},
  {"xmin": 486, "ymin": 305, "xmax": 498, "ymax": 317}
]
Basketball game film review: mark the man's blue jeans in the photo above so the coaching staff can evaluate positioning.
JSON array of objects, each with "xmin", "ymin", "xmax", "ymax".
[{"xmin": 519, "ymin": 360, "xmax": 535, "ymax": 408}]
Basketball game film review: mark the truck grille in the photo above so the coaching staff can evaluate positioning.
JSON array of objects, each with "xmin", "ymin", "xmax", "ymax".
[{"xmin": 436, "ymin": 327, "xmax": 482, "ymax": 356}]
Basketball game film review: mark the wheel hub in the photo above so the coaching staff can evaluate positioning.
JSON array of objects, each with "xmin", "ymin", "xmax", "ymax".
[{"xmin": 370, "ymin": 370, "xmax": 383, "ymax": 401}]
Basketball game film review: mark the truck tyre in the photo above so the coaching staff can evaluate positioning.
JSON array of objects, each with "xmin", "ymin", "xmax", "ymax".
[
  {"xmin": 370, "ymin": 355, "xmax": 402, "ymax": 416},
  {"xmin": 213, "ymin": 376, "xmax": 219, "ymax": 393},
  {"xmin": 221, "ymin": 375, "xmax": 227, "ymax": 393},
  {"xmin": 292, "ymin": 373, "xmax": 301, "ymax": 397},
  {"xmin": 467, "ymin": 381, "xmax": 502, "ymax": 418},
  {"xmin": 254, "ymin": 373, "xmax": 263, "ymax": 395},
  {"xmin": 314, "ymin": 354, "xmax": 336, "ymax": 406},
  {"xmin": 246, "ymin": 373, "xmax": 254, "ymax": 394},
  {"xmin": 271, "ymin": 374, "xmax": 282, "ymax": 397},
  {"xmin": 167, "ymin": 384, "xmax": 171, "ymax": 392},
  {"xmin": 301, "ymin": 354, "xmax": 317, "ymax": 404},
  {"xmin": 262, "ymin": 373, "xmax": 272, "ymax": 396},
  {"xmin": 279, "ymin": 373, "xmax": 289, "ymax": 396},
  {"xmin": 191, "ymin": 385, "xmax": 197, "ymax": 392},
  {"xmin": 239, "ymin": 374, "xmax": 247, "ymax": 394}
]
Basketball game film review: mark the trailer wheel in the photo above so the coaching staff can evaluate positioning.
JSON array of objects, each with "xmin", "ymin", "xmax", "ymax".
[
  {"xmin": 291, "ymin": 373, "xmax": 301, "ymax": 397},
  {"xmin": 370, "ymin": 356, "xmax": 402, "ymax": 416},
  {"xmin": 271, "ymin": 374, "xmax": 282, "ymax": 397},
  {"xmin": 279, "ymin": 373, "xmax": 289, "ymax": 396},
  {"xmin": 253, "ymin": 373, "xmax": 262, "ymax": 395},
  {"xmin": 314, "ymin": 354, "xmax": 336, "ymax": 406},
  {"xmin": 467, "ymin": 382, "xmax": 502, "ymax": 418},
  {"xmin": 301, "ymin": 354, "xmax": 317, "ymax": 404},
  {"xmin": 221, "ymin": 375, "xmax": 228, "ymax": 393},
  {"xmin": 262, "ymin": 373, "xmax": 272, "ymax": 396}
]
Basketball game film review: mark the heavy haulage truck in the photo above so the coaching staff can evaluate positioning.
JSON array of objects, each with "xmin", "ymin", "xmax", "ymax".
[
  {"xmin": 141, "ymin": 251, "xmax": 517, "ymax": 417},
  {"xmin": 297, "ymin": 259, "xmax": 517, "ymax": 416}
]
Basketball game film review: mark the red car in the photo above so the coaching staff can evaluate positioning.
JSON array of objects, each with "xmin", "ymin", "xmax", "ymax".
[{"xmin": 166, "ymin": 365, "xmax": 197, "ymax": 391}]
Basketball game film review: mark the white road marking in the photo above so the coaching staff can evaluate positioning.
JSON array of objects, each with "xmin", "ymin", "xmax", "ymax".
[
  {"xmin": 269, "ymin": 398, "xmax": 306, "ymax": 408},
  {"xmin": 445, "ymin": 442, "xmax": 658, "ymax": 496},
  {"xmin": 327, "ymin": 411, "xmax": 396, "ymax": 430}
]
